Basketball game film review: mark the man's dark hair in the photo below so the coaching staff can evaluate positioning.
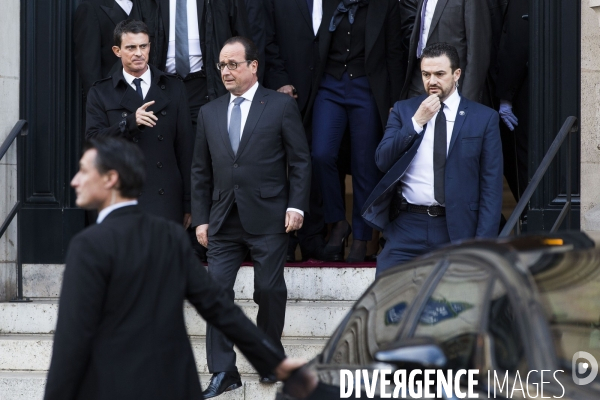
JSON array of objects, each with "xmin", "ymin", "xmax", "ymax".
[
  {"xmin": 421, "ymin": 42, "xmax": 461, "ymax": 72},
  {"xmin": 83, "ymin": 138, "xmax": 146, "ymax": 198},
  {"xmin": 222, "ymin": 36, "xmax": 260, "ymax": 63},
  {"xmin": 113, "ymin": 19, "xmax": 149, "ymax": 47}
]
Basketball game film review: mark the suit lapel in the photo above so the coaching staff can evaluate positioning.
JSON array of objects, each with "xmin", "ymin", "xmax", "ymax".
[
  {"xmin": 318, "ymin": 0, "xmax": 337, "ymax": 62},
  {"xmin": 294, "ymin": 0, "xmax": 313, "ymax": 29},
  {"xmin": 145, "ymin": 69, "xmax": 171, "ymax": 113},
  {"xmin": 158, "ymin": 0, "xmax": 170, "ymax": 39},
  {"xmin": 427, "ymin": 0, "xmax": 449, "ymax": 40},
  {"xmin": 218, "ymin": 96, "xmax": 235, "ymax": 159},
  {"xmin": 365, "ymin": 1, "xmax": 387, "ymax": 61},
  {"xmin": 100, "ymin": 0, "xmax": 127, "ymax": 26},
  {"xmin": 448, "ymin": 97, "xmax": 468, "ymax": 155},
  {"xmin": 113, "ymin": 70, "xmax": 143, "ymax": 112},
  {"xmin": 236, "ymin": 86, "xmax": 268, "ymax": 159}
]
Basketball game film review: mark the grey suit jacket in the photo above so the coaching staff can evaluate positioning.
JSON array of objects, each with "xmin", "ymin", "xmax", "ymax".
[
  {"xmin": 401, "ymin": 0, "xmax": 492, "ymax": 102},
  {"xmin": 191, "ymin": 84, "xmax": 311, "ymax": 235}
]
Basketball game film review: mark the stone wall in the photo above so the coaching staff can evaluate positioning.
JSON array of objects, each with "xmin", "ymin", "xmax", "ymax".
[{"xmin": 0, "ymin": 0, "xmax": 20, "ymax": 300}]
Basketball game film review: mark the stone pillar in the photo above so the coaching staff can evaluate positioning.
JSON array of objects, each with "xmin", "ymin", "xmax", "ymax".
[
  {"xmin": 0, "ymin": 0, "xmax": 20, "ymax": 300},
  {"xmin": 581, "ymin": 1, "xmax": 600, "ymax": 230}
]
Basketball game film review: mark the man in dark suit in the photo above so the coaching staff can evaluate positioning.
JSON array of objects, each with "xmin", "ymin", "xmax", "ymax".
[
  {"xmin": 263, "ymin": 0, "xmax": 326, "ymax": 261},
  {"xmin": 191, "ymin": 36, "xmax": 311, "ymax": 397},
  {"xmin": 86, "ymin": 19, "xmax": 193, "ymax": 226},
  {"xmin": 74, "ymin": 0, "xmax": 141, "ymax": 95},
  {"xmin": 44, "ymin": 137, "xmax": 303, "ymax": 400},
  {"xmin": 400, "ymin": 0, "xmax": 491, "ymax": 102},
  {"xmin": 362, "ymin": 43, "xmax": 503, "ymax": 276}
]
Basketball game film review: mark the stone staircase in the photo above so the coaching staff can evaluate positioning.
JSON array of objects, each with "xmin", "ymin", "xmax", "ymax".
[{"xmin": 0, "ymin": 264, "xmax": 375, "ymax": 400}]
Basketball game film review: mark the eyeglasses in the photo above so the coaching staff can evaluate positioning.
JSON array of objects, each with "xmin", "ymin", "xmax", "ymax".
[{"xmin": 216, "ymin": 60, "xmax": 252, "ymax": 71}]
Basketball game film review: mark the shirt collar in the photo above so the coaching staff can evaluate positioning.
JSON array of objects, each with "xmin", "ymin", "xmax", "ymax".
[
  {"xmin": 122, "ymin": 67, "xmax": 151, "ymax": 86},
  {"xmin": 97, "ymin": 200, "xmax": 138, "ymax": 224},
  {"xmin": 442, "ymin": 88, "xmax": 460, "ymax": 118},
  {"xmin": 229, "ymin": 81, "xmax": 259, "ymax": 105}
]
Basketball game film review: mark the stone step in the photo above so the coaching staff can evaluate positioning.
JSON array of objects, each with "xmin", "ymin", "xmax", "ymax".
[
  {"xmin": 0, "ymin": 334, "xmax": 325, "ymax": 375},
  {"xmin": 0, "ymin": 299, "xmax": 352, "ymax": 338},
  {"xmin": 0, "ymin": 371, "xmax": 280, "ymax": 400},
  {"xmin": 23, "ymin": 264, "xmax": 375, "ymax": 301}
]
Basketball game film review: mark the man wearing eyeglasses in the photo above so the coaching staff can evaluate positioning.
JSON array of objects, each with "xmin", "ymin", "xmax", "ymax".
[{"xmin": 191, "ymin": 36, "xmax": 311, "ymax": 398}]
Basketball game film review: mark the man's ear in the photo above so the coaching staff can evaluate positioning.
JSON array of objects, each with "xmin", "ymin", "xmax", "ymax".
[
  {"xmin": 454, "ymin": 68, "xmax": 462, "ymax": 83},
  {"xmin": 112, "ymin": 46, "xmax": 121, "ymax": 58},
  {"xmin": 103, "ymin": 170, "xmax": 120, "ymax": 190}
]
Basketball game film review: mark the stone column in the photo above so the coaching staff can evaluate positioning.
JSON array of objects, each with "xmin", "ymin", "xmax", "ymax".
[
  {"xmin": 0, "ymin": 0, "xmax": 20, "ymax": 300},
  {"xmin": 581, "ymin": 1, "xmax": 600, "ymax": 230}
]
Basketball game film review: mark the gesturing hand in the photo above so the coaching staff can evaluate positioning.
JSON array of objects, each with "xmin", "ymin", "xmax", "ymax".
[
  {"xmin": 413, "ymin": 94, "xmax": 441, "ymax": 128},
  {"xmin": 136, "ymin": 100, "xmax": 158, "ymax": 127},
  {"xmin": 285, "ymin": 211, "xmax": 303, "ymax": 233},
  {"xmin": 499, "ymin": 100, "xmax": 518, "ymax": 131}
]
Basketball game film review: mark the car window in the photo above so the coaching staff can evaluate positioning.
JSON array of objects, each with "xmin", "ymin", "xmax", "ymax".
[
  {"xmin": 411, "ymin": 262, "xmax": 492, "ymax": 369},
  {"xmin": 324, "ymin": 262, "xmax": 438, "ymax": 366},
  {"xmin": 533, "ymin": 249, "xmax": 600, "ymax": 365}
]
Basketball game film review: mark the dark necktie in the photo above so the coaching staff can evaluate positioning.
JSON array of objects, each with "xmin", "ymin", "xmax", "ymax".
[
  {"xmin": 416, "ymin": 0, "xmax": 429, "ymax": 58},
  {"xmin": 133, "ymin": 78, "xmax": 143, "ymax": 99},
  {"xmin": 306, "ymin": 0, "xmax": 313, "ymax": 16},
  {"xmin": 433, "ymin": 103, "xmax": 446, "ymax": 205},
  {"xmin": 175, "ymin": 0, "xmax": 190, "ymax": 78},
  {"xmin": 229, "ymin": 97, "xmax": 245, "ymax": 154}
]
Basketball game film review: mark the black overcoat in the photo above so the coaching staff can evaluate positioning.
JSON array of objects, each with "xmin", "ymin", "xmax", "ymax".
[
  {"xmin": 85, "ymin": 65, "xmax": 193, "ymax": 222},
  {"xmin": 44, "ymin": 206, "xmax": 285, "ymax": 400}
]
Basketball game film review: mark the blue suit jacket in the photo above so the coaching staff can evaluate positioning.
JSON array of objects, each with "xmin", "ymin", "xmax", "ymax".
[{"xmin": 362, "ymin": 95, "xmax": 503, "ymax": 241}]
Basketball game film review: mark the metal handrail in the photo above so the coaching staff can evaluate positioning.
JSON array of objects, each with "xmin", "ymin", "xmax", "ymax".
[
  {"xmin": 0, "ymin": 120, "xmax": 30, "ymax": 302},
  {"xmin": 499, "ymin": 116, "xmax": 578, "ymax": 237}
]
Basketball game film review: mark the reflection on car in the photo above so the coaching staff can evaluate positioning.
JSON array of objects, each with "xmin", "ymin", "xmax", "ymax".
[{"xmin": 278, "ymin": 232, "xmax": 600, "ymax": 399}]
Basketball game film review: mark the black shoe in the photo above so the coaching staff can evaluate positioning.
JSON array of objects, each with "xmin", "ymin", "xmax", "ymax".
[
  {"xmin": 202, "ymin": 372, "xmax": 242, "ymax": 398},
  {"xmin": 259, "ymin": 376, "xmax": 278, "ymax": 384},
  {"xmin": 286, "ymin": 245, "xmax": 299, "ymax": 263},
  {"xmin": 322, "ymin": 221, "xmax": 351, "ymax": 261},
  {"xmin": 346, "ymin": 240, "xmax": 367, "ymax": 264}
]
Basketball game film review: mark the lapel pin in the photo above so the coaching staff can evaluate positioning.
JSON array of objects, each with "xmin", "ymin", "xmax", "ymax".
[
  {"xmin": 459, "ymin": 111, "xmax": 465, "ymax": 116},
  {"xmin": 260, "ymin": 101, "xmax": 265, "ymax": 104}
]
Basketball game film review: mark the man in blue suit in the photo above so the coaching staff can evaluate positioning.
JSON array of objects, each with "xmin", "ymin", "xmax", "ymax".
[{"xmin": 362, "ymin": 42, "xmax": 503, "ymax": 276}]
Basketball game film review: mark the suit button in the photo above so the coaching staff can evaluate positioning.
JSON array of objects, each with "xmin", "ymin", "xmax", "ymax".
[
  {"xmin": 157, "ymin": 135, "xmax": 164, "ymax": 141},
  {"xmin": 161, "ymin": 110, "xmax": 167, "ymax": 116},
  {"xmin": 233, "ymin": 164, "xmax": 238, "ymax": 168},
  {"xmin": 122, "ymin": 112, "xmax": 128, "ymax": 118},
  {"xmin": 205, "ymin": 95, "xmax": 209, "ymax": 100},
  {"xmin": 133, "ymin": 137, "xmax": 139, "ymax": 143},
  {"xmin": 158, "ymin": 189, "xmax": 165, "ymax": 195},
  {"xmin": 157, "ymin": 162, "xmax": 163, "ymax": 168},
  {"xmin": 161, "ymin": 85, "xmax": 166, "ymax": 89},
  {"xmin": 234, "ymin": 185, "xmax": 239, "ymax": 189}
]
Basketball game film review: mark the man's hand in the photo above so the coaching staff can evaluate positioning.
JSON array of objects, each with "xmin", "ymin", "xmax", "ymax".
[
  {"xmin": 277, "ymin": 85, "xmax": 298, "ymax": 99},
  {"xmin": 413, "ymin": 94, "xmax": 441, "ymax": 128},
  {"xmin": 499, "ymin": 100, "xmax": 518, "ymax": 131},
  {"xmin": 136, "ymin": 100, "xmax": 158, "ymax": 127},
  {"xmin": 183, "ymin": 213, "xmax": 192, "ymax": 230},
  {"xmin": 195, "ymin": 224, "xmax": 209, "ymax": 248},
  {"xmin": 273, "ymin": 357, "xmax": 307, "ymax": 381},
  {"xmin": 285, "ymin": 211, "xmax": 303, "ymax": 233}
]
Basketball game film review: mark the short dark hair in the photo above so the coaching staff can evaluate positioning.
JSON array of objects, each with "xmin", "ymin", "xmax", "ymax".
[
  {"xmin": 83, "ymin": 138, "xmax": 146, "ymax": 198},
  {"xmin": 421, "ymin": 42, "xmax": 461, "ymax": 72},
  {"xmin": 113, "ymin": 19, "xmax": 149, "ymax": 47},
  {"xmin": 222, "ymin": 36, "xmax": 260, "ymax": 63}
]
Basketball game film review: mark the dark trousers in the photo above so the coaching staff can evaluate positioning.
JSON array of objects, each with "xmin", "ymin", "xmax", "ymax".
[
  {"xmin": 206, "ymin": 205, "xmax": 288, "ymax": 372},
  {"xmin": 376, "ymin": 211, "xmax": 451, "ymax": 276},
  {"xmin": 312, "ymin": 73, "xmax": 382, "ymax": 241}
]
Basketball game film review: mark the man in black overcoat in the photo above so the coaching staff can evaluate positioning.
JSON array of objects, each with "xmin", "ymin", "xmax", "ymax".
[
  {"xmin": 44, "ymin": 137, "xmax": 304, "ymax": 400},
  {"xmin": 86, "ymin": 19, "xmax": 193, "ymax": 226},
  {"xmin": 191, "ymin": 37, "xmax": 312, "ymax": 397}
]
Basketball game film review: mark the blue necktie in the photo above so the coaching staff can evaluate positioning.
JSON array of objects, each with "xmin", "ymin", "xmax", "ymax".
[
  {"xmin": 229, "ymin": 97, "xmax": 245, "ymax": 154},
  {"xmin": 175, "ymin": 0, "xmax": 190, "ymax": 78},
  {"xmin": 416, "ymin": 0, "xmax": 429, "ymax": 58},
  {"xmin": 133, "ymin": 78, "xmax": 143, "ymax": 99}
]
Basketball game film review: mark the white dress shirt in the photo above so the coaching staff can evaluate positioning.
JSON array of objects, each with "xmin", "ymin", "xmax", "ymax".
[
  {"xmin": 401, "ymin": 88, "xmax": 460, "ymax": 206},
  {"xmin": 123, "ymin": 67, "xmax": 152, "ymax": 99},
  {"xmin": 166, "ymin": 0, "xmax": 203, "ymax": 74},
  {"xmin": 227, "ymin": 82, "xmax": 304, "ymax": 216},
  {"xmin": 115, "ymin": 0, "xmax": 133, "ymax": 15},
  {"xmin": 97, "ymin": 200, "xmax": 138, "ymax": 224},
  {"xmin": 312, "ymin": 0, "xmax": 323, "ymax": 35},
  {"xmin": 420, "ymin": 0, "xmax": 438, "ymax": 52}
]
